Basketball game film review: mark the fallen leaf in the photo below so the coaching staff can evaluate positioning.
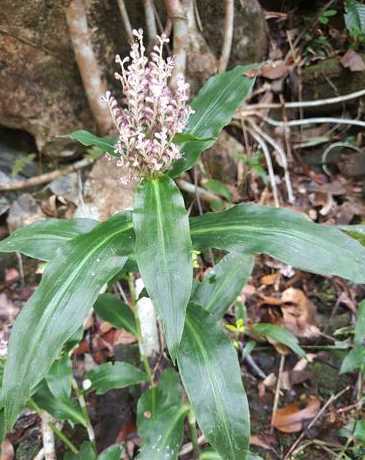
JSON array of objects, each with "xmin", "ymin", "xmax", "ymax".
[
  {"xmin": 0, "ymin": 293, "xmax": 19, "ymax": 323},
  {"xmin": 261, "ymin": 60, "xmax": 289, "ymax": 80},
  {"xmin": 4, "ymin": 268, "xmax": 19, "ymax": 283},
  {"xmin": 341, "ymin": 49, "xmax": 365, "ymax": 72},
  {"xmin": 280, "ymin": 288, "xmax": 320, "ymax": 338},
  {"xmin": 260, "ymin": 273, "xmax": 280, "ymax": 286},
  {"xmin": 250, "ymin": 434, "xmax": 276, "ymax": 450},
  {"xmin": 272, "ymin": 395, "xmax": 321, "ymax": 433},
  {"xmin": 0, "ymin": 439, "xmax": 14, "ymax": 460}
]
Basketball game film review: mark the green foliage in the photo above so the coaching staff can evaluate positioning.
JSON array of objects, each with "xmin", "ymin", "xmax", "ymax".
[
  {"xmin": 137, "ymin": 369, "xmax": 188, "ymax": 459},
  {"xmin": 85, "ymin": 362, "xmax": 147, "ymax": 395},
  {"xmin": 133, "ymin": 175, "xmax": 193, "ymax": 360},
  {"xmin": 94, "ymin": 293, "xmax": 137, "ymax": 336},
  {"xmin": 192, "ymin": 252, "xmax": 254, "ymax": 319},
  {"xmin": 252, "ymin": 323, "xmax": 306, "ymax": 358},
  {"xmin": 177, "ymin": 304, "xmax": 250, "ymax": 460},
  {"xmin": 340, "ymin": 299, "xmax": 365, "ymax": 374},
  {"xmin": 319, "ymin": 8, "xmax": 337, "ymax": 25},
  {"xmin": 345, "ymin": 0, "xmax": 365, "ymax": 41},
  {"xmin": 11, "ymin": 153, "xmax": 36, "ymax": 177},
  {"xmin": 64, "ymin": 130, "xmax": 117, "ymax": 156}
]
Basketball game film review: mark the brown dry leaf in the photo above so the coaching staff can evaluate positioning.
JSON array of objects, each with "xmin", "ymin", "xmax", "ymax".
[
  {"xmin": 272, "ymin": 395, "xmax": 321, "ymax": 433},
  {"xmin": 261, "ymin": 60, "xmax": 289, "ymax": 80},
  {"xmin": 341, "ymin": 49, "xmax": 365, "ymax": 72},
  {"xmin": 0, "ymin": 439, "xmax": 14, "ymax": 460},
  {"xmin": 0, "ymin": 293, "xmax": 19, "ymax": 323},
  {"xmin": 250, "ymin": 434, "xmax": 276, "ymax": 450},
  {"xmin": 280, "ymin": 288, "xmax": 320, "ymax": 338},
  {"xmin": 260, "ymin": 273, "xmax": 280, "ymax": 286}
]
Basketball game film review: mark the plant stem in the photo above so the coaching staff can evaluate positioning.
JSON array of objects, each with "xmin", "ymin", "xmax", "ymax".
[
  {"xmin": 29, "ymin": 400, "xmax": 79, "ymax": 455},
  {"xmin": 49, "ymin": 423, "xmax": 79, "ymax": 455},
  {"xmin": 71, "ymin": 378, "xmax": 96, "ymax": 446},
  {"xmin": 188, "ymin": 409, "xmax": 200, "ymax": 459}
]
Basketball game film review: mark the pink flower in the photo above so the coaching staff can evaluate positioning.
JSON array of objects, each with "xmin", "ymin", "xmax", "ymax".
[{"xmin": 103, "ymin": 29, "xmax": 192, "ymax": 179}]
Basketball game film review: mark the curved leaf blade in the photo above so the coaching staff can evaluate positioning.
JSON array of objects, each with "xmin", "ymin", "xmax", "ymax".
[
  {"xmin": 2, "ymin": 213, "xmax": 133, "ymax": 432},
  {"xmin": 98, "ymin": 445, "xmax": 124, "ymax": 460},
  {"xmin": 94, "ymin": 293, "xmax": 137, "ymax": 336},
  {"xmin": 168, "ymin": 65, "xmax": 256, "ymax": 177},
  {"xmin": 133, "ymin": 175, "xmax": 193, "ymax": 360},
  {"xmin": 190, "ymin": 203, "xmax": 365, "ymax": 284},
  {"xmin": 193, "ymin": 252, "xmax": 254, "ymax": 319},
  {"xmin": 86, "ymin": 362, "xmax": 147, "ymax": 395},
  {"xmin": 0, "ymin": 218, "xmax": 97, "ymax": 261},
  {"xmin": 177, "ymin": 304, "xmax": 250, "ymax": 460},
  {"xmin": 65, "ymin": 130, "xmax": 117, "ymax": 156},
  {"xmin": 137, "ymin": 369, "xmax": 188, "ymax": 460},
  {"xmin": 252, "ymin": 323, "xmax": 305, "ymax": 358}
]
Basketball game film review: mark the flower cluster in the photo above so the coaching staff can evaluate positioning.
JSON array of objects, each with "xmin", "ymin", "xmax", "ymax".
[{"xmin": 103, "ymin": 29, "xmax": 192, "ymax": 179}]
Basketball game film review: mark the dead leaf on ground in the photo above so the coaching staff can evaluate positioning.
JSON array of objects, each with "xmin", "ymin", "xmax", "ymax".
[
  {"xmin": 280, "ymin": 288, "xmax": 320, "ymax": 338},
  {"xmin": 250, "ymin": 433, "xmax": 276, "ymax": 450},
  {"xmin": 281, "ymin": 354, "xmax": 317, "ymax": 390},
  {"xmin": 261, "ymin": 60, "xmax": 289, "ymax": 80},
  {"xmin": 0, "ymin": 439, "xmax": 14, "ymax": 460},
  {"xmin": 272, "ymin": 395, "xmax": 321, "ymax": 433},
  {"xmin": 341, "ymin": 49, "xmax": 365, "ymax": 72}
]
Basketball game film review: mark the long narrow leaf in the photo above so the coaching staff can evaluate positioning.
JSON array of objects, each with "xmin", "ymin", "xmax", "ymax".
[
  {"xmin": 193, "ymin": 252, "xmax": 254, "ymax": 318},
  {"xmin": 137, "ymin": 369, "xmax": 188, "ymax": 460},
  {"xmin": 168, "ymin": 65, "xmax": 256, "ymax": 177},
  {"xmin": 0, "ymin": 218, "xmax": 97, "ymax": 261},
  {"xmin": 133, "ymin": 175, "xmax": 193, "ymax": 360},
  {"xmin": 2, "ymin": 213, "xmax": 134, "ymax": 432},
  {"xmin": 190, "ymin": 203, "xmax": 365, "ymax": 284},
  {"xmin": 94, "ymin": 293, "xmax": 137, "ymax": 336},
  {"xmin": 177, "ymin": 304, "xmax": 250, "ymax": 460}
]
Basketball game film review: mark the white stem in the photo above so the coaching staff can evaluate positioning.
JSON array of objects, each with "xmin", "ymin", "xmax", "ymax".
[
  {"xmin": 262, "ymin": 116, "xmax": 365, "ymax": 129},
  {"xmin": 219, "ymin": 0, "xmax": 234, "ymax": 73},
  {"xmin": 135, "ymin": 278, "xmax": 160, "ymax": 358},
  {"xmin": 40, "ymin": 412, "xmax": 56, "ymax": 460}
]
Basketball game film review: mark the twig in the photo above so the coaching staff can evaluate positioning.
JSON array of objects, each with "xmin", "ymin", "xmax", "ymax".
[
  {"xmin": 247, "ymin": 119, "xmax": 294, "ymax": 204},
  {"xmin": 244, "ymin": 354, "xmax": 267, "ymax": 379},
  {"xmin": 246, "ymin": 127, "xmax": 280, "ymax": 207},
  {"xmin": 0, "ymin": 157, "xmax": 94, "ymax": 192},
  {"xmin": 218, "ymin": 0, "xmax": 234, "ymax": 73},
  {"xmin": 261, "ymin": 116, "xmax": 365, "ymax": 130},
  {"xmin": 179, "ymin": 434, "xmax": 206, "ymax": 456},
  {"xmin": 34, "ymin": 448, "xmax": 45, "ymax": 460},
  {"xmin": 163, "ymin": 0, "xmax": 189, "ymax": 83},
  {"xmin": 177, "ymin": 178, "xmax": 220, "ymax": 203},
  {"xmin": 40, "ymin": 411, "xmax": 56, "ymax": 460},
  {"xmin": 16, "ymin": 252, "xmax": 25, "ymax": 288},
  {"xmin": 66, "ymin": 0, "xmax": 112, "ymax": 134},
  {"xmin": 246, "ymin": 88, "xmax": 365, "ymax": 110},
  {"xmin": 144, "ymin": 0, "xmax": 158, "ymax": 42},
  {"xmin": 117, "ymin": 0, "xmax": 133, "ymax": 41},
  {"xmin": 271, "ymin": 355, "xmax": 285, "ymax": 433},
  {"xmin": 284, "ymin": 385, "xmax": 351, "ymax": 459}
]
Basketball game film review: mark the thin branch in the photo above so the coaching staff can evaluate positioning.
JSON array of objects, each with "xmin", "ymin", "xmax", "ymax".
[
  {"xmin": 247, "ymin": 119, "xmax": 295, "ymax": 203},
  {"xmin": 261, "ymin": 116, "xmax": 365, "ymax": 130},
  {"xmin": 177, "ymin": 178, "xmax": 220, "ymax": 203},
  {"xmin": 117, "ymin": 0, "xmax": 133, "ymax": 41},
  {"xmin": 219, "ymin": 0, "xmax": 234, "ymax": 73},
  {"xmin": 246, "ymin": 127, "xmax": 280, "ymax": 207},
  {"xmin": 40, "ymin": 411, "xmax": 56, "ymax": 460},
  {"xmin": 0, "ymin": 157, "xmax": 94, "ymax": 192},
  {"xmin": 247, "ymin": 88, "xmax": 365, "ymax": 110},
  {"xmin": 163, "ymin": 0, "xmax": 189, "ymax": 82},
  {"xmin": 271, "ymin": 355, "xmax": 285, "ymax": 433},
  {"xmin": 66, "ymin": 0, "xmax": 112, "ymax": 134},
  {"xmin": 144, "ymin": 0, "xmax": 158, "ymax": 42}
]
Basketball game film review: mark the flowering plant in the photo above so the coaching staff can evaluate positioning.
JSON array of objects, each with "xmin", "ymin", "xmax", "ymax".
[{"xmin": 1, "ymin": 29, "xmax": 365, "ymax": 460}]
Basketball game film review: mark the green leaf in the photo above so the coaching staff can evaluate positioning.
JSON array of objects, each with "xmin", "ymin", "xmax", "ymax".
[
  {"xmin": 65, "ymin": 130, "xmax": 117, "ymax": 156},
  {"xmin": 173, "ymin": 133, "xmax": 214, "ymax": 144},
  {"xmin": 252, "ymin": 323, "xmax": 306, "ymax": 358},
  {"xmin": 345, "ymin": 0, "xmax": 365, "ymax": 36},
  {"xmin": 46, "ymin": 353, "xmax": 72, "ymax": 400},
  {"xmin": 137, "ymin": 369, "xmax": 188, "ymax": 460},
  {"xmin": 192, "ymin": 252, "xmax": 254, "ymax": 319},
  {"xmin": 133, "ymin": 175, "xmax": 193, "ymax": 360},
  {"xmin": 98, "ymin": 445, "xmax": 125, "ymax": 460},
  {"xmin": 339, "ymin": 420, "xmax": 365, "ymax": 444},
  {"xmin": 203, "ymin": 179, "xmax": 232, "ymax": 201},
  {"xmin": 200, "ymin": 450, "xmax": 263, "ymax": 460},
  {"xmin": 94, "ymin": 293, "xmax": 137, "ymax": 336},
  {"xmin": 0, "ymin": 218, "xmax": 97, "ymax": 261},
  {"xmin": 64, "ymin": 442, "xmax": 96, "ymax": 460},
  {"xmin": 33, "ymin": 381, "xmax": 87, "ymax": 427},
  {"xmin": 177, "ymin": 304, "xmax": 250, "ymax": 460},
  {"xmin": 2, "ymin": 213, "xmax": 134, "ymax": 432},
  {"xmin": 190, "ymin": 203, "xmax": 365, "ymax": 284},
  {"xmin": 355, "ymin": 299, "xmax": 365, "ymax": 346},
  {"xmin": 86, "ymin": 362, "xmax": 147, "ymax": 395},
  {"xmin": 340, "ymin": 346, "xmax": 365, "ymax": 374},
  {"xmin": 168, "ymin": 65, "xmax": 256, "ymax": 177}
]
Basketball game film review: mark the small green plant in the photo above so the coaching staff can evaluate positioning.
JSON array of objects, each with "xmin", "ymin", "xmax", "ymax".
[
  {"xmin": 345, "ymin": 0, "xmax": 365, "ymax": 46},
  {"xmin": 2, "ymin": 29, "xmax": 365, "ymax": 459},
  {"xmin": 11, "ymin": 153, "xmax": 36, "ymax": 177},
  {"xmin": 319, "ymin": 8, "xmax": 337, "ymax": 25}
]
